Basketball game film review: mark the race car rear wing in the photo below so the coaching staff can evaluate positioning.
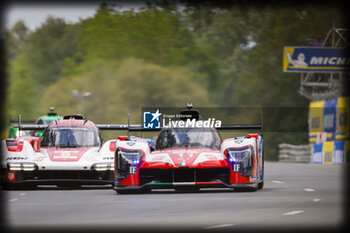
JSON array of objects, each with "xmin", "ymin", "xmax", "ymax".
[
  {"xmin": 12, "ymin": 114, "xmax": 47, "ymax": 131},
  {"xmin": 10, "ymin": 119, "xmax": 35, "ymax": 123},
  {"xmin": 14, "ymin": 125, "xmax": 48, "ymax": 130}
]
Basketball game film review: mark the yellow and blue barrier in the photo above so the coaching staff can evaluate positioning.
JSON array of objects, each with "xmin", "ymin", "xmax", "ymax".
[
  {"xmin": 309, "ymin": 96, "xmax": 349, "ymax": 164},
  {"xmin": 312, "ymin": 140, "xmax": 350, "ymax": 164},
  {"xmin": 309, "ymin": 96, "xmax": 349, "ymax": 143}
]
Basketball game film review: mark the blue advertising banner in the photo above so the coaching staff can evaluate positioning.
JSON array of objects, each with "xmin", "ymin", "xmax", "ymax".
[
  {"xmin": 334, "ymin": 140, "xmax": 345, "ymax": 164},
  {"xmin": 283, "ymin": 47, "xmax": 350, "ymax": 72},
  {"xmin": 312, "ymin": 143, "xmax": 323, "ymax": 164},
  {"xmin": 323, "ymin": 98, "xmax": 337, "ymax": 140}
]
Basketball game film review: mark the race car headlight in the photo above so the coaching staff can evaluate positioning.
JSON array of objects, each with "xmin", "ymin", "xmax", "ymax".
[
  {"xmin": 227, "ymin": 147, "xmax": 254, "ymax": 176},
  {"xmin": 227, "ymin": 150, "xmax": 250, "ymax": 162},
  {"xmin": 118, "ymin": 149, "xmax": 143, "ymax": 167},
  {"xmin": 8, "ymin": 162, "xmax": 37, "ymax": 171},
  {"xmin": 22, "ymin": 163, "xmax": 37, "ymax": 171},
  {"xmin": 8, "ymin": 163, "xmax": 22, "ymax": 171},
  {"xmin": 227, "ymin": 148, "xmax": 253, "ymax": 169},
  {"xmin": 92, "ymin": 163, "xmax": 114, "ymax": 171}
]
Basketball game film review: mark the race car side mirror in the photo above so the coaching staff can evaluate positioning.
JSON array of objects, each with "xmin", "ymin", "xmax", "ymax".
[
  {"xmin": 117, "ymin": 136, "xmax": 129, "ymax": 141},
  {"xmin": 247, "ymin": 134, "xmax": 258, "ymax": 140}
]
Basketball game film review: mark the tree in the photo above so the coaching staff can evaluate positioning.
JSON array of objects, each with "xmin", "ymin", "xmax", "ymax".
[
  {"xmin": 5, "ymin": 20, "xmax": 29, "ymax": 59},
  {"xmin": 77, "ymin": 4, "xmax": 194, "ymax": 67},
  {"xmin": 21, "ymin": 16, "xmax": 80, "ymax": 87},
  {"xmin": 5, "ymin": 16, "xmax": 81, "ymax": 119},
  {"xmin": 40, "ymin": 57, "xmax": 211, "ymax": 126},
  {"xmin": 6, "ymin": 55, "xmax": 39, "ymax": 119}
]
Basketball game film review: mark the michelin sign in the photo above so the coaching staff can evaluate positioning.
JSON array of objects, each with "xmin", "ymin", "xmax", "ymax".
[{"xmin": 283, "ymin": 47, "xmax": 350, "ymax": 72}]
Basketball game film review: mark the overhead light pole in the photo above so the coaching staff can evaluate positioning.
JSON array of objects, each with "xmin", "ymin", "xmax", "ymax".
[{"xmin": 71, "ymin": 90, "xmax": 92, "ymax": 116}]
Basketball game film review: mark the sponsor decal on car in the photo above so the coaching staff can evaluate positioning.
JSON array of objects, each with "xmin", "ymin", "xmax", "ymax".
[
  {"xmin": 249, "ymin": 176, "xmax": 257, "ymax": 182},
  {"xmin": 6, "ymin": 171, "xmax": 16, "ymax": 182}
]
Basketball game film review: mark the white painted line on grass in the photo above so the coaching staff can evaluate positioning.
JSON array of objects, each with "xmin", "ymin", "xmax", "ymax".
[
  {"xmin": 272, "ymin": 180, "xmax": 285, "ymax": 184},
  {"xmin": 304, "ymin": 188, "xmax": 315, "ymax": 192},
  {"xmin": 283, "ymin": 210, "xmax": 304, "ymax": 216},
  {"xmin": 203, "ymin": 224, "xmax": 234, "ymax": 229}
]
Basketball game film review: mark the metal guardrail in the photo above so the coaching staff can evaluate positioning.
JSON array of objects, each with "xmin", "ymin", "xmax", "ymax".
[{"xmin": 278, "ymin": 143, "xmax": 312, "ymax": 163}]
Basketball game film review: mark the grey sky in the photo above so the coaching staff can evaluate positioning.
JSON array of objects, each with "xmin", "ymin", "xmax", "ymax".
[
  {"xmin": 4, "ymin": 4, "xmax": 99, "ymax": 31},
  {"xmin": 4, "ymin": 2, "xmax": 144, "ymax": 31}
]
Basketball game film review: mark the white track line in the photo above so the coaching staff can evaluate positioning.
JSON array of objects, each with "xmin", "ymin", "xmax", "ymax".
[
  {"xmin": 203, "ymin": 224, "xmax": 234, "ymax": 229},
  {"xmin": 304, "ymin": 188, "xmax": 315, "ymax": 192},
  {"xmin": 313, "ymin": 198, "xmax": 321, "ymax": 202},
  {"xmin": 283, "ymin": 210, "xmax": 304, "ymax": 216},
  {"xmin": 272, "ymin": 180, "xmax": 285, "ymax": 184},
  {"xmin": 9, "ymin": 198, "xmax": 18, "ymax": 202}
]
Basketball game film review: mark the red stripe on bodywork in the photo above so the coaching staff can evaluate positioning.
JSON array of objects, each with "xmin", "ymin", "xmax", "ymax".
[{"xmin": 195, "ymin": 181, "xmax": 221, "ymax": 185}]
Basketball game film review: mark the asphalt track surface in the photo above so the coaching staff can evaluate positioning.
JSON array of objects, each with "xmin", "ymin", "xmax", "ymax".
[{"xmin": 1, "ymin": 162, "xmax": 347, "ymax": 232}]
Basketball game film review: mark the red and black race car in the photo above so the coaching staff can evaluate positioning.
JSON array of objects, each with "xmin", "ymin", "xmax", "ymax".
[{"xmin": 112, "ymin": 107, "xmax": 264, "ymax": 194}]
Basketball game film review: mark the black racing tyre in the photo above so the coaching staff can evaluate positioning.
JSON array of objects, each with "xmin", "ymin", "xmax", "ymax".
[
  {"xmin": 2, "ymin": 183, "xmax": 36, "ymax": 190},
  {"xmin": 116, "ymin": 187, "xmax": 149, "ymax": 194},
  {"xmin": 234, "ymin": 183, "xmax": 258, "ymax": 192},
  {"xmin": 258, "ymin": 181, "xmax": 264, "ymax": 189},
  {"xmin": 116, "ymin": 189, "xmax": 135, "ymax": 194}
]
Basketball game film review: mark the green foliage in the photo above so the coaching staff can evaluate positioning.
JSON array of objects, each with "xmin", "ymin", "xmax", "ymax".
[
  {"xmin": 5, "ymin": 16, "xmax": 82, "ymax": 120},
  {"xmin": 77, "ymin": 6, "xmax": 193, "ymax": 67},
  {"xmin": 7, "ymin": 55, "xmax": 39, "ymax": 119},
  {"xmin": 4, "ymin": 20, "xmax": 29, "ymax": 59},
  {"xmin": 40, "ymin": 57, "xmax": 211, "ymax": 126},
  {"xmin": 21, "ymin": 17, "xmax": 80, "ymax": 87}
]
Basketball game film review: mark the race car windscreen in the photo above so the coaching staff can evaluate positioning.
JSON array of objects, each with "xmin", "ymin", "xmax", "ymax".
[
  {"xmin": 156, "ymin": 128, "xmax": 221, "ymax": 150},
  {"xmin": 40, "ymin": 127, "xmax": 101, "ymax": 148},
  {"xmin": 36, "ymin": 119, "xmax": 55, "ymax": 125}
]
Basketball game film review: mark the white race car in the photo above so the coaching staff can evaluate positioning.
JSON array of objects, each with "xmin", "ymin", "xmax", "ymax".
[{"xmin": 1, "ymin": 115, "xmax": 117, "ymax": 189}]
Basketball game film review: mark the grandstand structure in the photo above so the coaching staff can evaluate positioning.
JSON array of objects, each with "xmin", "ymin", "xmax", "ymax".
[
  {"xmin": 283, "ymin": 26, "xmax": 350, "ymax": 164},
  {"xmin": 298, "ymin": 27, "xmax": 350, "ymax": 101}
]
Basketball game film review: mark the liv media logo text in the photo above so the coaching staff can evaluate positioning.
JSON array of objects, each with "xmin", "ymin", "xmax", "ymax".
[
  {"xmin": 143, "ymin": 109, "xmax": 222, "ymax": 129},
  {"xmin": 163, "ymin": 118, "xmax": 222, "ymax": 128}
]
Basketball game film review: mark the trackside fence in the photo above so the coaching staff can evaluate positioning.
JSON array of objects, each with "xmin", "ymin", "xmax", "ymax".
[{"xmin": 278, "ymin": 143, "xmax": 312, "ymax": 163}]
